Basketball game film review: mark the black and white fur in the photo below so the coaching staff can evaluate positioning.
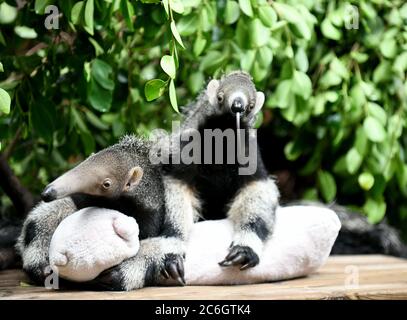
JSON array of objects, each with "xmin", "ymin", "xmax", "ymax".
[
  {"xmin": 15, "ymin": 135, "xmax": 193, "ymax": 290},
  {"xmin": 164, "ymin": 71, "xmax": 279, "ymax": 269}
]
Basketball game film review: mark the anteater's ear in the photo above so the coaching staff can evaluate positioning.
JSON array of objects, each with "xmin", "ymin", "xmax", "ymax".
[
  {"xmin": 206, "ymin": 79, "xmax": 220, "ymax": 106},
  {"xmin": 252, "ymin": 91, "xmax": 265, "ymax": 115},
  {"xmin": 124, "ymin": 166, "xmax": 144, "ymax": 192}
]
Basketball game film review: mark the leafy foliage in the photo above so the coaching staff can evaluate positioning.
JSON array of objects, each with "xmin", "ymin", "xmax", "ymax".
[{"xmin": 0, "ymin": 0, "xmax": 406, "ymax": 233}]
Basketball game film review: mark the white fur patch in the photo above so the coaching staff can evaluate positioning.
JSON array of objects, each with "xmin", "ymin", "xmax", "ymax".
[{"xmin": 163, "ymin": 176, "xmax": 200, "ymax": 234}]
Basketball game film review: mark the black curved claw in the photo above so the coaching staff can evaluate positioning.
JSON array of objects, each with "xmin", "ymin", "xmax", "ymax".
[
  {"xmin": 91, "ymin": 265, "xmax": 125, "ymax": 291},
  {"xmin": 219, "ymin": 245, "xmax": 259, "ymax": 270},
  {"xmin": 162, "ymin": 253, "xmax": 186, "ymax": 286}
]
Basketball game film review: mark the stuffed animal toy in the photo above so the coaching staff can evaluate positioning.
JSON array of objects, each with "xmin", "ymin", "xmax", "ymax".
[
  {"xmin": 49, "ymin": 205, "xmax": 341, "ymax": 284},
  {"xmin": 49, "ymin": 207, "xmax": 139, "ymax": 282}
]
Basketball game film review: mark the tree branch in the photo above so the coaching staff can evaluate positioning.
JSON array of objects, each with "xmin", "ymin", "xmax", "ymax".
[{"xmin": 0, "ymin": 154, "xmax": 34, "ymax": 217}]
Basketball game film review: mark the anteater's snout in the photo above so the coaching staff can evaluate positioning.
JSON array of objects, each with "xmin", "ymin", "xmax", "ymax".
[
  {"xmin": 41, "ymin": 186, "xmax": 57, "ymax": 202},
  {"xmin": 231, "ymin": 97, "xmax": 246, "ymax": 114}
]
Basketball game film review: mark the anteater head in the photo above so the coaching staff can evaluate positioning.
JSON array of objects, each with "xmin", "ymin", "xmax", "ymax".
[
  {"xmin": 206, "ymin": 71, "xmax": 265, "ymax": 120},
  {"xmin": 41, "ymin": 138, "xmax": 144, "ymax": 202}
]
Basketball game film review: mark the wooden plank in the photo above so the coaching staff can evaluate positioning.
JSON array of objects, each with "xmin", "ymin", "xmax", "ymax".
[{"xmin": 0, "ymin": 255, "xmax": 406, "ymax": 300}]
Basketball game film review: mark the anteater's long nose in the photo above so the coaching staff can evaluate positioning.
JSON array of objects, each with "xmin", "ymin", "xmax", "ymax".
[
  {"xmin": 231, "ymin": 98, "xmax": 246, "ymax": 114},
  {"xmin": 41, "ymin": 185, "xmax": 57, "ymax": 202}
]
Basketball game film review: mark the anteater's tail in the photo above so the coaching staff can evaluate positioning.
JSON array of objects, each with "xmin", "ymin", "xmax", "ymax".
[{"xmin": 0, "ymin": 218, "xmax": 22, "ymax": 270}]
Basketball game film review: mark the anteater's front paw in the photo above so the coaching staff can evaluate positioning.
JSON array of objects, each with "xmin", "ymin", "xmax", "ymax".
[
  {"xmin": 219, "ymin": 244, "xmax": 259, "ymax": 270},
  {"xmin": 23, "ymin": 262, "xmax": 51, "ymax": 285},
  {"xmin": 161, "ymin": 253, "xmax": 186, "ymax": 286},
  {"xmin": 92, "ymin": 265, "xmax": 126, "ymax": 291}
]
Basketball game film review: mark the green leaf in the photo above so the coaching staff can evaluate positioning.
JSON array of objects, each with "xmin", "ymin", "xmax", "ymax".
[
  {"xmin": 120, "ymin": 0, "xmax": 135, "ymax": 31},
  {"xmin": 71, "ymin": 1, "xmax": 84, "ymax": 25},
  {"xmin": 317, "ymin": 170, "xmax": 337, "ymax": 202},
  {"xmin": 238, "ymin": 0, "xmax": 253, "ymax": 17},
  {"xmin": 380, "ymin": 38, "xmax": 397, "ymax": 59},
  {"xmin": 295, "ymin": 47, "xmax": 309, "ymax": 72},
  {"xmin": 271, "ymin": 79, "xmax": 291, "ymax": 108},
  {"xmin": 225, "ymin": 0, "xmax": 240, "ymax": 25},
  {"xmin": 35, "ymin": 0, "xmax": 52, "ymax": 14},
  {"xmin": 358, "ymin": 172, "xmax": 375, "ymax": 191},
  {"xmin": 367, "ymin": 102, "xmax": 387, "ymax": 126},
  {"xmin": 88, "ymin": 37, "xmax": 104, "ymax": 56},
  {"xmin": 14, "ymin": 26, "xmax": 38, "ymax": 39},
  {"xmin": 200, "ymin": 51, "xmax": 225, "ymax": 71},
  {"xmin": 240, "ymin": 50, "xmax": 256, "ymax": 71},
  {"xmin": 188, "ymin": 72, "xmax": 204, "ymax": 94},
  {"xmin": 200, "ymin": 7, "xmax": 211, "ymax": 32},
  {"xmin": 160, "ymin": 55, "xmax": 176, "ymax": 79},
  {"xmin": 252, "ymin": 61, "xmax": 267, "ymax": 82},
  {"xmin": 177, "ymin": 16, "xmax": 197, "ymax": 36},
  {"xmin": 87, "ymin": 79, "xmax": 113, "ymax": 112},
  {"xmin": 330, "ymin": 58, "xmax": 348, "ymax": 79},
  {"xmin": 193, "ymin": 36, "xmax": 207, "ymax": 57},
  {"xmin": 162, "ymin": 0, "xmax": 169, "ymax": 16},
  {"xmin": 292, "ymin": 71, "xmax": 312, "ymax": 99},
  {"xmin": 363, "ymin": 116, "xmax": 386, "ymax": 142},
  {"xmin": 291, "ymin": 18, "xmax": 311, "ymax": 41},
  {"xmin": 364, "ymin": 198, "xmax": 386, "ymax": 224},
  {"xmin": 85, "ymin": 110, "xmax": 109, "ymax": 130},
  {"xmin": 0, "ymin": 3, "xmax": 17, "ymax": 24},
  {"xmin": 319, "ymin": 70, "xmax": 342, "ymax": 88},
  {"xmin": 273, "ymin": 2, "xmax": 300, "ymax": 22},
  {"xmin": 144, "ymin": 79, "xmax": 166, "ymax": 101},
  {"xmin": 0, "ymin": 62, "xmax": 3, "ymax": 72},
  {"xmin": 355, "ymin": 126, "xmax": 368, "ymax": 156},
  {"xmin": 84, "ymin": 0, "xmax": 94, "ymax": 35},
  {"xmin": 249, "ymin": 19, "xmax": 270, "ymax": 48},
  {"xmin": 257, "ymin": 46, "xmax": 273, "ymax": 68},
  {"xmin": 321, "ymin": 18, "xmax": 341, "ymax": 40},
  {"xmin": 346, "ymin": 148, "xmax": 362, "ymax": 174},
  {"xmin": 79, "ymin": 129, "xmax": 96, "ymax": 155},
  {"xmin": 284, "ymin": 141, "xmax": 301, "ymax": 161},
  {"xmin": 0, "ymin": 88, "xmax": 11, "ymax": 114},
  {"xmin": 373, "ymin": 60, "xmax": 392, "ymax": 83},
  {"xmin": 91, "ymin": 59, "xmax": 114, "ymax": 91},
  {"xmin": 272, "ymin": 3, "xmax": 311, "ymax": 40},
  {"xmin": 30, "ymin": 101, "xmax": 54, "ymax": 142},
  {"xmin": 258, "ymin": 5, "xmax": 277, "ymax": 28},
  {"xmin": 393, "ymin": 52, "xmax": 407, "ymax": 74},
  {"xmin": 171, "ymin": 21, "xmax": 185, "ymax": 49},
  {"xmin": 169, "ymin": 79, "xmax": 179, "ymax": 113},
  {"xmin": 170, "ymin": 0, "xmax": 184, "ymax": 14}
]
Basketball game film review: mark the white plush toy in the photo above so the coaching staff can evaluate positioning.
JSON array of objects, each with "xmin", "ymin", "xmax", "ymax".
[
  {"xmin": 49, "ymin": 205, "xmax": 341, "ymax": 284},
  {"xmin": 49, "ymin": 207, "xmax": 140, "ymax": 282}
]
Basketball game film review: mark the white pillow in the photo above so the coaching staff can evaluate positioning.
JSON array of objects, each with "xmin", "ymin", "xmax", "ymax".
[
  {"xmin": 184, "ymin": 205, "xmax": 341, "ymax": 285},
  {"xmin": 49, "ymin": 207, "xmax": 140, "ymax": 282},
  {"xmin": 49, "ymin": 205, "xmax": 340, "ymax": 285}
]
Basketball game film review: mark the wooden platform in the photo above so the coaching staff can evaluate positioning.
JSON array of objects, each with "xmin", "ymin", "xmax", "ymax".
[{"xmin": 0, "ymin": 255, "xmax": 406, "ymax": 300}]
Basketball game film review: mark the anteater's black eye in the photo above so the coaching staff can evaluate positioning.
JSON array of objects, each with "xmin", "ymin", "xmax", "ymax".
[
  {"xmin": 102, "ymin": 179, "xmax": 112, "ymax": 189},
  {"xmin": 217, "ymin": 93, "xmax": 224, "ymax": 103}
]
